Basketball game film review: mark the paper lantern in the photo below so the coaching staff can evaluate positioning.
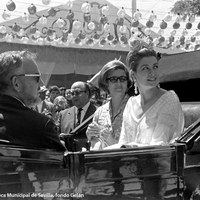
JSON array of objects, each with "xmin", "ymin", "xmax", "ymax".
[
  {"xmin": 93, "ymin": 32, "xmax": 100, "ymax": 40},
  {"xmin": 12, "ymin": 23, "xmax": 21, "ymax": 32},
  {"xmin": 173, "ymin": 22, "xmax": 180, "ymax": 29},
  {"xmin": 148, "ymin": 11, "xmax": 157, "ymax": 22},
  {"xmin": 37, "ymin": 37, "xmax": 44, "ymax": 45},
  {"xmin": 17, "ymin": 28, "xmax": 25, "ymax": 37},
  {"xmin": 21, "ymin": 36, "xmax": 29, "ymax": 44},
  {"xmin": 116, "ymin": 18, "xmax": 124, "ymax": 26},
  {"xmin": 119, "ymin": 25, "xmax": 127, "ymax": 33},
  {"xmin": 64, "ymin": 0, "xmax": 73, "ymax": 10},
  {"xmin": 104, "ymin": 23, "xmax": 110, "ymax": 32},
  {"xmin": 157, "ymin": 29, "xmax": 164, "ymax": 36},
  {"xmin": 30, "ymin": 25, "xmax": 36, "ymax": 34},
  {"xmin": 180, "ymin": 36, "xmax": 185, "ymax": 45},
  {"xmin": 39, "ymin": 16, "xmax": 47, "ymax": 24},
  {"xmin": 146, "ymin": 20, "xmax": 154, "ymax": 28},
  {"xmin": 106, "ymin": 33, "xmax": 114, "ymax": 41},
  {"xmin": 73, "ymin": 20, "xmax": 82, "ymax": 30},
  {"xmin": 117, "ymin": 7, "xmax": 126, "ymax": 18},
  {"xmin": 186, "ymin": 22, "xmax": 192, "ymax": 29},
  {"xmin": 66, "ymin": 10, "xmax": 74, "ymax": 21},
  {"xmin": 194, "ymin": 30, "xmax": 200, "ymax": 37},
  {"xmin": 188, "ymin": 15, "xmax": 195, "ymax": 23},
  {"xmin": 84, "ymin": 13, "xmax": 91, "ymax": 23},
  {"xmin": 81, "ymin": 2, "xmax": 91, "ymax": 13},
  {"xmin": 100, "ymin": 15, "xmax": 108, "ymax": 25},
  {"xmin": 78, "ymin": 30, "xmax": 86, "ymax": 40},
  {"xmin": 163, "ymin": 13, "xmax": 172, "ymax": 22},
  {"xmin": 75, "ymin": 37, "xmax": 81, "ymax": 44},
  {"xmin": 131, "ymin": 19, "xmax": 139, "ymax": 27},
  {"xmin": 144, "ymin": 28, "xmax": 151, "ymax": 35},
  {"xmin": 28, "ymin": 3, "xmax": 37, "ymax": 15},
  {"xmin": 88, "ymin": 21, "xmax": 95, "ymax": 30},
  {"xmin": 5, "ymin": 34, "xmax": 14, "ymax": 42},
  {"xmin": 160, "ymin": 20, "xmax": 167, "ymax": 29},
  {"xmin": 169, "ymin": 35, "xmax": 175, "ymax": 44},
  {"xmin": 2, "ymin": 10, "xmax": 11, "ymax": 20},
  {"xmin": 22, "ymin": 12, "xmax": 29, "ymax": 23},
  {"xmin": 99, "ymin": 37, "xmax": 106, "ymax": 47},
  {"xmin": 190, "ymin": 36, "xmax": 196, "ymax": 42},
  {"xmin": 133, "ymin": 9, "xmax": 142, "ymax": 20},
  {"xmin": 56, "ymin": 18, "xmax": 65, "ymax": 28},
  {"xmin": 170, "ymin": 30, "xmax": 176, "ymax": 36},
  {"xmin": 6, "ymin": 0, "xmax": 16, "ymax": 11},
  {"xmin": 101, "ymin": 5, "xmax": 109, "ymax": 16},
  {"xmin": 181, "ymin": 29, "xmax": 188, "ymax": 36},
  {"xmin": 48, "ymin": 7, "xmax": 57, "ymax": 17},
  {"xmin": 0, "ymin": 25, "xmax": 7, "ymax": 34},
  {"xmin": 42, "ymin": 0, "xmax": 51, "ymax": 5},
  {"xmin": 34, "ymin": 30, "xmax": 41, "ymax": 39}
]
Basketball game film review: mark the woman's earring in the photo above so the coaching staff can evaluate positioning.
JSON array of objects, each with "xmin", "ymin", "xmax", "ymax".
[{"xmin": 134, "ymin": 81, "xmax": 138, "ymax": 95}]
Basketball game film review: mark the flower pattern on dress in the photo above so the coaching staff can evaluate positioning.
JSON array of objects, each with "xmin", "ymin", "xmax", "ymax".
[{"xmin": 92, "ymin": 95, "xmax": 129, "ymax": 147}]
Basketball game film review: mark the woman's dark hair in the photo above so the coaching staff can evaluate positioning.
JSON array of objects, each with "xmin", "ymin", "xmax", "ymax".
[
  {"xmin": 126, "ymin": 48, "xmax": 161, "ymax": 72},
  {"xmin": 49, "ymin": 85, "xmax": 60, "ymax": 93},
  {"xmin": 98, "ymin": 59, "xmax": 132, "ymax": 93}
]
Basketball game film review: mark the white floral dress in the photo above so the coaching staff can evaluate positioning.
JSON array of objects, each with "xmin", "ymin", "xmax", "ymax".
[
  {"xmin": 119, "ymin": 91, "xmax": 184, "ymax": 146},
  {"xmin": 91, "ymin": 95, "xmax": 129, "ymax": 148}
]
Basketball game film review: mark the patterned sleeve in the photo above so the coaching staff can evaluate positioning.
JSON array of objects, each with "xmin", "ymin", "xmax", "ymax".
[
  {"xmin": 151, "ymin": 91, "xmax": 184, "ymax": 145},
  {"xmin": 92, "ymin": 106, "xmax": 101, "ymax": 124}
]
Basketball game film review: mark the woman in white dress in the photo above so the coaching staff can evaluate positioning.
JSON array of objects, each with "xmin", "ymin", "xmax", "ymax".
[
  {"xmin": 117, "ymin": 39, "xmax": 184, "ymax": 148},
  {"xmin": 86, "ymin": 59, "xmax": 132, "ymax": 150}
]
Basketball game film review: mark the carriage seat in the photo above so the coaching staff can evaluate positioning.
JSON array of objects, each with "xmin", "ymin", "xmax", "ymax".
[{"xmin": 181, "ymin": 102, "xmax": 200, "ymax": 128}]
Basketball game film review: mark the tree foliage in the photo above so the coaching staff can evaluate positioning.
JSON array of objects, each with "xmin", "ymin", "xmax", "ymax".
[{"xmin": 171, "ymin": 0, "xmax": 200, "ymax": 18}]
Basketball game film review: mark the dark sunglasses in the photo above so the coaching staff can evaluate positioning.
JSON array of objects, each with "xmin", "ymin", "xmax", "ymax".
[
  {"xmin": 106, "ymin": 76, "xmax": 127, "ymax": 83},
  {"xmin": 70, "ymin": 89, "xmax": 86, "ymax": 96},
  {"xmin": 11, "ymin": 73, "xmax": 41, "ymax": 83}
]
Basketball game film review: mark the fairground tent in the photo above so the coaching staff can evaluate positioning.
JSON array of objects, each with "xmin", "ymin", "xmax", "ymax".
[{"xmin": 0, "ymin": 0, "xmax": 200, "ymax": 96}]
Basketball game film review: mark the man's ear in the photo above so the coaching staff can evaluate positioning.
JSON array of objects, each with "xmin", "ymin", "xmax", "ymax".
[{"xmin": 11, "ymin": 76, "xmax": 22, "ymax": 92}]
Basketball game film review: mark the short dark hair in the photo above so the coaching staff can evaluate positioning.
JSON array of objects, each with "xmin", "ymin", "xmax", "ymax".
[
  {"xmin": 49, "ymin": 85, "xmax": 60, "ymax": 93},
  {"xmin": 126, "ymin": 48, "xmax": 161, "ymax": 72},
  {"xmin": 59, "ymin": 87, "xmax": 66, "ymax": 91},
  {"xmin": 98, "ymin": 59, "xmax": 132, "ymax": 93},
  {"xmin": 83, "ymin": 82, "xmax": 91, "ymax": 98},
  {"xmin": 0, "ymin": 50, "xmax": 36, "ymax": 93}
]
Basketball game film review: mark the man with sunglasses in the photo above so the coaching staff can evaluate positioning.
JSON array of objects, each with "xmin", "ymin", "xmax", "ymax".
[
  {"xmin": 58, "ymin": 81, "xmax": 96, "ymax": 151},
  {"xmin": 0, "ymin": 50, "xmax": 65, "ymax": 151}
]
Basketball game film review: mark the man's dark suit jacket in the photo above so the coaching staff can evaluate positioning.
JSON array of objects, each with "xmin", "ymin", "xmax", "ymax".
[
  {"xmin": 58, "ymin": 103, "xmax": 96, "ymax": 135},
  {"xmin": 0, "ymin": 95, "xmax": 65, "ymax": 151}
]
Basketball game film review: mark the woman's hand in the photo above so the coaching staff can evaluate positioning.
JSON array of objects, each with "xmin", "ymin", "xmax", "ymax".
[{"xmin": 86, "ymin": 121, "xmax": 101, "ymax": 141}]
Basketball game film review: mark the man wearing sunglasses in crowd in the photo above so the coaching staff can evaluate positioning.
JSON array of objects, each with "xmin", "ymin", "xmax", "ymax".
[
  {"xmin": 0, "ymin": 50, "xmax": 65, "ymax": 151},
  {"xmin": 58, "ymin": 81, "xmax": 96, "ymax": 150}
]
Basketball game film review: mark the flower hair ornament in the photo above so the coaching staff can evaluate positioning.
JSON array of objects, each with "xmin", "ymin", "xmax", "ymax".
[
  {"xmin": 127, "ymin": 37, "xmax": 161, "ymax": 61},
  {"xmin": 128, "ymin": 37, "xmax": 154, "ymax": 52}
]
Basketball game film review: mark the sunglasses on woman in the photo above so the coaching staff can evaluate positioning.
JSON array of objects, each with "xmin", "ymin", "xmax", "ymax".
[{"xmin": 106, "ymin": 76, "xmax": 127, "ymax": 83}]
